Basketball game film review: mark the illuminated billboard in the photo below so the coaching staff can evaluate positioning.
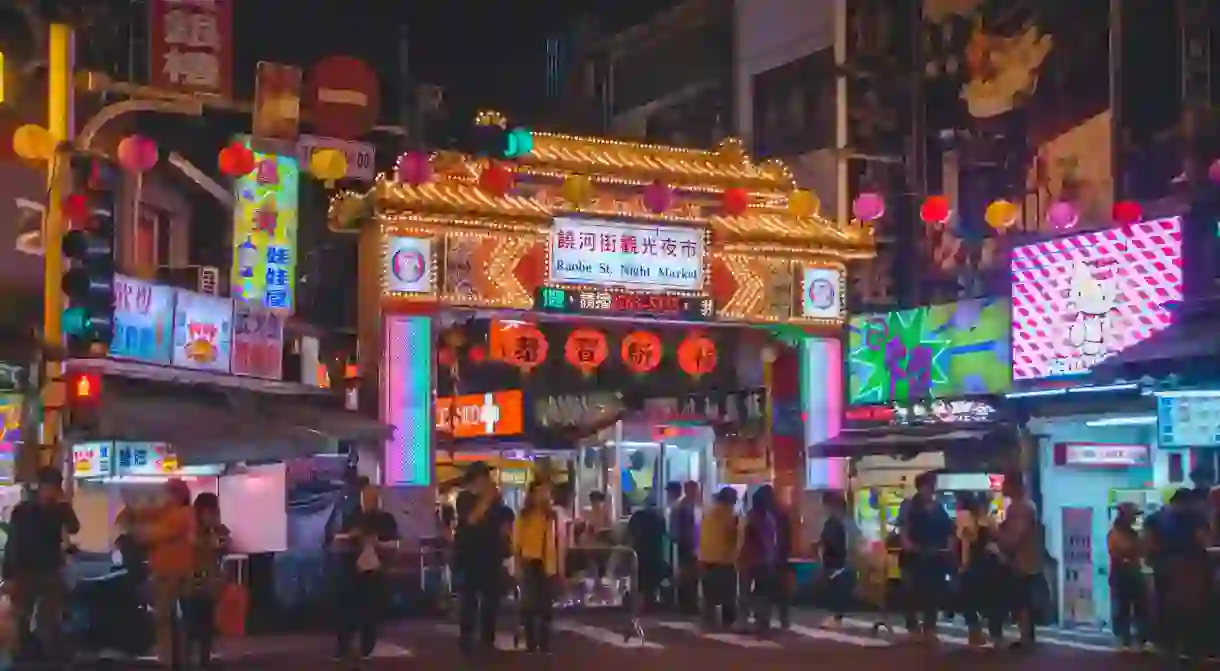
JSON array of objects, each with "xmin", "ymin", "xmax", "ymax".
[
  {"xmin": 230, "ymin": 138, "xmax": 300, "ymax": 312},
  {"xmin": 1010, "ymin": 218, "xmax": 1183, "ymax": 380},
  {"xmin": 848, "ymin": 298, "xmax": 1011, "ymax": 404}
]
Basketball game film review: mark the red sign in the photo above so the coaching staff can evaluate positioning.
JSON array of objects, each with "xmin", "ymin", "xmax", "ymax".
[
  {"xmin": 231, "ymin": 303, "xmax": 284, "ymax": 380},
  {"xmin": 148, "ymin": 0, "xmax": 233, "ymax": 99},
  {"xmin": 308, "ymin": 56, "xmax": 381, "ymax": 140},
  {"xmin": 845, "ymin": 405, "xmax": 896, "ymax": 423}
]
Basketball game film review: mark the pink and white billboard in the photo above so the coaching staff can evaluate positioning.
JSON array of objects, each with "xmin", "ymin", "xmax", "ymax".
[{"xmin": 1010, "ymin": 218, "xmax": 1183, "ymax": 380}]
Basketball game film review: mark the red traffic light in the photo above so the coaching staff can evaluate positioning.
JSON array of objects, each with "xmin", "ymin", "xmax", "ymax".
[{"xmin": 67, "ymin": 372, "xmax": 102, "ymax": 403}]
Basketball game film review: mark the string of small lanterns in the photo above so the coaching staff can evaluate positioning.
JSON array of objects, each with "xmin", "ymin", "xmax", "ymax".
[{"xmin": 916, "ymin": 193, "xmax": 1150, "ymax": 231}]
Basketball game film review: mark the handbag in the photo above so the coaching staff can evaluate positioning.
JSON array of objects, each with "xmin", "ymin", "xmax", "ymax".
[{"xmin": 214, "ymin": 581, "xmax": 249, "ymax": 637}]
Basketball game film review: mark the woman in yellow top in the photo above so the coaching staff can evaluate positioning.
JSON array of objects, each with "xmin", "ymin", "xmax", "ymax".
[{"xmin": 513, "ymin": 480, "xmax": 564, "ymax": 653}]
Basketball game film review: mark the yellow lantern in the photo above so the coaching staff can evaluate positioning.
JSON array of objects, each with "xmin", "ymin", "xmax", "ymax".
[
  {"xmin": 984, "ymin": 199, "xmax": 1018, "ymax": 230},
  {"xmin": 561, "ymin": 174, "xmax": 593, "ymax": 207},
  {"xmin": 309, "ymin": 148, "xmax": 347, "ymax": 187},
  {"xmin": 12, "ymin": 124, "xmax": 56, "ymax": 162},
  {"xmin": 788, "ymin": 189, "xmax": 819, "ymax": 217}
]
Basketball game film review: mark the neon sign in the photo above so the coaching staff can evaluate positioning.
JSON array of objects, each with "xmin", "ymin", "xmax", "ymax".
[
  {"xmin": 534, "ymin": 286, "xmax": 713, "ymax": 320},
  {"xmin": 230, "ymin": 138, "xmax": 300, "ymax": 312},
  {"xmin": 1010, "ymin": 219, "xmax": 1182, "ymax": 380}
]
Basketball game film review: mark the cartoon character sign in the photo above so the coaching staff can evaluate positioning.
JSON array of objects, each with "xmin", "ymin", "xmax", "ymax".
[{"xmin": 1065, "ymin": 261, "xmax": 1117, "ymax": 357}]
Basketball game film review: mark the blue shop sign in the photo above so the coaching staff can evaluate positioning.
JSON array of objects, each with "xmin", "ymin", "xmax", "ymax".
[{"xmin": 110, "ymin": 275, "xmax": 175, "ymax": 364}]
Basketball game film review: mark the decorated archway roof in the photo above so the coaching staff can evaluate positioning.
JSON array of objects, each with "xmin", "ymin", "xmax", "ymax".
[{"xmin": 328, "ymin": 130, "xmax": 874, "ymax": 259}]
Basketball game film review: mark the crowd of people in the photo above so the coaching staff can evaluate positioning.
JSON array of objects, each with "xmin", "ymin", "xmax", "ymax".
[{"xmin": 1, "ymin": 468, "xmax": 234, "ymax": 669}]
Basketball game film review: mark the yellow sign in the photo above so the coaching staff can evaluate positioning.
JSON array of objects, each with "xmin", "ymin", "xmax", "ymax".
[{"xmin": 230, "ymin": 138, "xmax": 300, "ymax": 312}]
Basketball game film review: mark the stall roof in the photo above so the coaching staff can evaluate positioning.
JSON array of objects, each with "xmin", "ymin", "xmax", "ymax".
[
  {"xmin": 65, "ymin": 366, "xmax": 393, "ymax": 465},
  {"xmin": 808, "ymin": 423, "xmax": 1015, "ymax": 460}
]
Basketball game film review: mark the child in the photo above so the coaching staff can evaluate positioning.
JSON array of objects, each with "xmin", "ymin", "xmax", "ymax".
[{"xmin": 513, "ymin": 481, "xmax": 564, "ymax": 653}]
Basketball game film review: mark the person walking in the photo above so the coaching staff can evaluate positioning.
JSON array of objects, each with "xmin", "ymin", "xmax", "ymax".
[
  {"xmin": 740, "ymin": 485, "xmax": 784, "ymax": 634},
  {"xmin": 899, "ymin": 472, "xmax": 953, "ymax": 644},
  {"xmin": 453, "ymin": 462, "xmax": 514, "ymax": 656},
  {"xmin": 513, "ymin": 480, "xmax": 564, "ymax": 653},
  {"xmin": 818, "ymin": 491, "xmax": 853, "ymax": 629},
  {"xmin": 957, "ymin": 494, "xmax": 1003, "ymax": 647},
  {"xmin": 137, "ymin": 478, "xmax": 197, "ymax": 669},
  {"xmin": 2, "ymin": 467, "xmax": 80, "ymax": 664},
  {"xmin": 332, "ymin": 482, "xmax": 399, "ymax": 663},
  {"xmin": 1108, "ymin": 502, "xmax": 1149, "ymax": 652},
  {"xmin": 996, "ymin": 471, "xmax": 1043, "ymax": 650},
  {"xmin": 669, "ymin": 481, "xmax": 700, "ymax": 614},
  {"xmin": 699, "ymin": 487, "xmax": 740, "ymax": 630},
  {"xmin": 628, "ymin": 497, "xmax": 667, "ymax": 610},
  {"xmin": 182, "ymin": 493, "xmax": 230, "ymax": 668}
]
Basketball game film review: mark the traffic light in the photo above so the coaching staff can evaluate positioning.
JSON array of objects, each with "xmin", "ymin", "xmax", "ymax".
[
  {"xmin": 469, "ymin": 123, "xmax": 533, "ymax": 160},
  {"xmin": 61, "ymin": 153, "xmax": 118, "ymax": 348},
  {"xmin": 66, "ymin": 371, "xmax": 101, "ymax": 406}
]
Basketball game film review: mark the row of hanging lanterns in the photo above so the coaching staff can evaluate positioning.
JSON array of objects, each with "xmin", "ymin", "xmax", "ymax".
[
  {"xmin": 439, "ymin": 325, "xmax": 720, "ymax": 379},
  {"xmin": 917, "ymin": 194, "xmax": 1147, "ymax": 232}
]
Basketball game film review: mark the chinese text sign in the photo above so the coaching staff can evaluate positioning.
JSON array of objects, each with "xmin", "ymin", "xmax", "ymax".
[
  {"xmin": 231, "ymin": 302, "xmax": 285, "ymax": 379},
  {"xmin": 231, "ymin": 139, "xmax": 300, "ymax": 312},
  {"xmin": 148, "ymin": 0, "xmax": 232, "ymax": 99},
  {"xmin": 172, "ymin": 289, "xmax": 233, "ymax": 373},
  {"xmin": 549, "ymin": 217, "xmax": 705, "ymax": 292},
  {"xmin": 110, "ymin": 275, "xmax": 175, "ymax": 364},
  {"xmin": 1010, "ymin": 218, "xmax": 1182, "ymax": 380}
]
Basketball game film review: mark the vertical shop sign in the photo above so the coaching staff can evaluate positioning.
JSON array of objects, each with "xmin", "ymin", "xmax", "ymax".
[
  {"xmin": 110, "ymin": 275, "xmax": 175, "ymax": 364},
  {"xmin": 1060, "ymin": 506, "xmax": 1096, "ymax": 626},
  {"xmin": 231, "ymin": 137, "xmax": 300, "ymax": 312},
  {"xmin": 172, "ymin": 289, "xmax": 234, "ymax": 373},
  {"xmin": 148, "ymin": 0, "xmax": 233, "ymax": 99},
  {"xmin": 383, "ymin": 316, "xmax": 433, "ymax": 487},
  {"xmin": 231, "ymin": 302, "xmax": 285, "ymax": 379},
  {"xmin": 252, "ymin": 62, "xmax": 303, "ymax": 146}
]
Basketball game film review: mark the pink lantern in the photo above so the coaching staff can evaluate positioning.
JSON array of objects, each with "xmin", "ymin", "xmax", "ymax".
[
  {"xmin": 643, "ymin": 180, "xmax": 672, "ymax": 214},
  {"xmin": 396, "ymin": 151, "xmax": 432, "ymax": 185},
  {"xmin": 852, "ymin": 192, "xmax": 885, "ymax": 221},
  {"xmin": 1046, "ymin": 201, "xmax": 1079, "ymax": 230},
  {"xmin": 117, "ymin": 135, "xmax": 158, "ymax": 172},
  {"xmin": 1208, "ymin": 158, "xmax": 1220, "ymax": 185}
]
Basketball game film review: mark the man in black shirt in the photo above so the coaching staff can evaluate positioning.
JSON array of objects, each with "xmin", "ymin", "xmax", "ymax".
[
  {"xmin": 332, "ymin": 482, "xmax": 399, "ymax": 662},
  {"xmin": 819, "ymin": 491, "xmax": 851, "ymax": 627},
  {"xmin": 3, "ymin": 467, "xmax": 80, "ymax": 661},
  {"xmin": 453, "ymin": 462, "xmax": 513, "ymax": 655}
]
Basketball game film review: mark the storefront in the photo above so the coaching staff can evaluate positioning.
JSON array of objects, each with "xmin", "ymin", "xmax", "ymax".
[
  {"xmin": 62, "ymin": 275, "xmax": 390, "ymax": 554},
  {"xmin": 328, "ymin": 124, "xmax": 874, "ymax": 531},
  {"xmin": 1007, "ymin": 218, "xmax": 1186, "ymax": 629}
]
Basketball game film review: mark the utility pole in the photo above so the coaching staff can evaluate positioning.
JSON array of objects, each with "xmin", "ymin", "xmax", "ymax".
[{"xmin": 39, "ymin": 23, "xmax": 73, "ymax": 473}]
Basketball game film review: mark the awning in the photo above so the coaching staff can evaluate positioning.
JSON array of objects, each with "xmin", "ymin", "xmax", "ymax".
[
  {"xmin": 808, "ymin": 423, "xmax": 1016, "ymax": 462},
  {"xmin": 78, "ymin": 376, "xmax": 392, "ymax": 465}
]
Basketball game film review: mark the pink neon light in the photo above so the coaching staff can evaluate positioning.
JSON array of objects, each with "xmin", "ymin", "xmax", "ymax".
[
  {"xmin": 383, "ymin": 317, "xmax": 406, "ymax": 485},
  {"xmin": 1010, "ymin": 218, "xmax": 1182, "ymax": 380}
]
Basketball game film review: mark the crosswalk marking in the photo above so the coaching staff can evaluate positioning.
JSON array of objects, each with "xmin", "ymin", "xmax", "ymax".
[
  {"xmin": 435, "ymin": 623, "xmax": 522, "ymax": 651},
  {"xmin": 785, "ymin": 623, "xmax": 892, "ymax": 648},
  {"xmin": 837, "ymin": 617, "xmax": 1116, "ymax": 653},
  {"xmin": 554, "ymin": 621, "xmax": 663, "ymax": 649},
  {"xmin": 367, "ymin": 642, "xmax": 413, "ymax": 658},
  {"xmin": 656, "ymin": 620, "xmax": 781, "ymax": 648}
]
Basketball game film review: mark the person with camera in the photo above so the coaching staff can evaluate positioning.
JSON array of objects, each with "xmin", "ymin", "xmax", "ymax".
[
  {"xmin": 453, "ymin": 462, "xmax": 513, "ymax": 656},
  {"xmin": 332, "ymin": 482, "xmax": 399, "ymax": 662}
]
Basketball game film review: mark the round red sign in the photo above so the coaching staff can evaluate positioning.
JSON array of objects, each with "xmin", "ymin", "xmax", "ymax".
[{"xmin": 307, "ymin": 56, "xmax": 380, "ymax": 140}]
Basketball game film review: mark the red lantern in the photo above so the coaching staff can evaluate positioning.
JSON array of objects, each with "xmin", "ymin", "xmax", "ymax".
[
  {"xmin": 468, "ymin": 345, "xmax": 486, "ymax": 364},
  {"xmin": 564, "ymin": 328, "xmax": 608, "ymax": 376},
  {"xmin": 437, "ymin": 347, "xmax": 456, "ymax": 368},
  {"xmin": 1113, "ymin": 200, "xmax": 1142, "ymax": 226},
  {"xmin": 919, "ymin": 195, "xmax": 951, "ymax": 225},
  {"xmin": 479, "ymin": 161, "xmax": 514, "ymax": 196},
  {"xmin": 218, "ymin": 141, "xmax": 255, "ymax": 177},
  {"xmin": 503, "ymin": 324, "xmax": 548, "ymax": 374},
  {"xmin": 63, "ymin": 193, "xmax": 89, "ymax": 226},
  {"xmin": 621, "ymin": 331, "xmax": 663, "ymax": 374},
  {"xmin": 722, "ymin": 187, "xmax": 749, "ymax": 216},
  {"xmin": 677, "ymin": 333, "xmax": 718, "ymax": 378}
]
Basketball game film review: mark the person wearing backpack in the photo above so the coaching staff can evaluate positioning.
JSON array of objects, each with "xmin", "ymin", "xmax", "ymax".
[{"xmin": 513, "ymin": 480, "xmax": 565, "ymax": 653}]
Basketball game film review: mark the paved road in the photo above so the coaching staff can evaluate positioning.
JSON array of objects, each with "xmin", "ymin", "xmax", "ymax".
[{"xmin": 138, "ymin": 609, "xmax": 1194, "ymax": 670}]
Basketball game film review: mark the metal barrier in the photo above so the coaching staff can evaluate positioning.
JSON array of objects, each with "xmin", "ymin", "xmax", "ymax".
[{"xmin": 509, "ymin": 544, "xmax": 645, "ymax": 645}]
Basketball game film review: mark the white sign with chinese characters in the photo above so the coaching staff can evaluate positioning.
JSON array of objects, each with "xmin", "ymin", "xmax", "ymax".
[
  {"xmin": 802, "ymin": 266, "xmax": 844, "ymax": 320},
  {"xmin": 549, "ymin": 217, "xmax": 705, "ymax": 292},
  {"xmin": 385, "ymin": 236, "xmax": 434, "ymax": 294},
  {"xmin": 295, "ymin": 135, "xmax": 375, "ymax": 182}
]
